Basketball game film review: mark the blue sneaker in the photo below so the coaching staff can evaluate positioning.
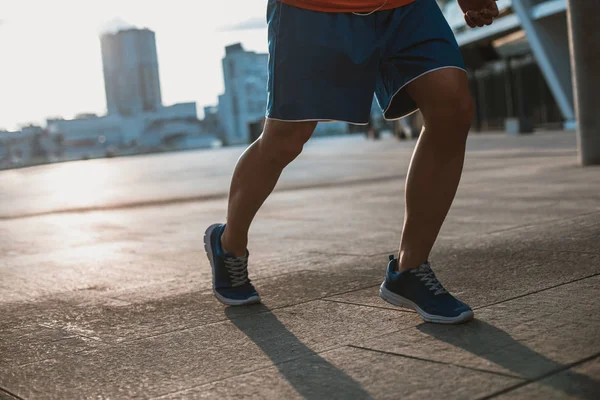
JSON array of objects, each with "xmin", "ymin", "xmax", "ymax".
[
  {"xmin": 204, "ymin": 224, "xmax": 261, "ymax": 306},
  {"xmin": 380, "ymin": 255, "xmax": 473, "ymax": 324}
]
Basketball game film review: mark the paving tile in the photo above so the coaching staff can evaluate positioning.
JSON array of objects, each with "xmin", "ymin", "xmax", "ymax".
[
  {"xmin": 2, "ymin": 132, "xmax": 600, "ymax": 399},
  {"xmin": 0, "ymin": 261, "xmax": 385, "ymax": 353},
  {"xmin": 0, "ymin": 326, "xmax": 96, "ymax": 369},
  {"xmin": 326, "ymin": 248, "xmax": 600, "ymax": 311},
  {"xmin": 0, "ymin": 300, "xmax": 415, "ymax": 399},
  {"xmin": 357, "ymin": 276, "xmax": 600, "ymax": 380},
  {"xmin": 158, "ymin": 346, "xmax": 522, "ymax": 400},
  {"xmin": 495, "ymin": 356, "xmax": 600, "ymax": 400}
]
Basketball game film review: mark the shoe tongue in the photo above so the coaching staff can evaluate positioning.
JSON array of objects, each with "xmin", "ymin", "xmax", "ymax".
[{"xmin": 224, "ymin": 252, "xmax": 248, "ymax": 261}]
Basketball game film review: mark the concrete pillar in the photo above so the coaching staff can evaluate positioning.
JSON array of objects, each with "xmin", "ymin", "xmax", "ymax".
[
  {"xmin": 512, "ymin": 0, "xmax": 575, "ymax": 127},
  {"xmin": 567, "ymin": 0, "xmax": 600, "ymax": 166}
]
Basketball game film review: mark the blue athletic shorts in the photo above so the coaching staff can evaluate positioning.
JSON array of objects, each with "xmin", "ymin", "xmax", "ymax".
[{"xmin": 266, "ymin": 0, "xmax": 466, "ymax": 124}]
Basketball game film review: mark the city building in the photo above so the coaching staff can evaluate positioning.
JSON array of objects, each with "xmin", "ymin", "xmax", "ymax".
[
  {"xmin": 218, "ymin": 43, "xmax": 348, "ymax": 145},
  {"xmin": 100, "ymin": 28, "xmax": 163, "ymax": 116},
  {"xmin": 0, "ymin": 126, "xmax": 57, "ymax": 169},
  {"xmin": 438, "ymin": 0, "xmax": 574, "ymax": 133},
  {"xmin": 218, "ymin": 43, "xmax": 269, "ymax": 145},
  {"xmin": 200, "ymin": 106, "xmax": 224, "ymax": 139},
  {"xmin": 3, "ymin": 25, "xmax": 226, "ymax": 169},
  {"xmin": 37, "ymin": 27, "xmax": 219, "ymax": 162},
  {"xmin": 45, "ymin": 114, "xmax": 124, "ymax": 161},
  {"xmin": 46, "ymin": 102, "xmax": 216, "ymax": 156}
]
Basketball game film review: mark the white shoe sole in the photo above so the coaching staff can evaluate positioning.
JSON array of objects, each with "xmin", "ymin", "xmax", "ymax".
[
  {"xmin": 379, "ymin": 283, "xmax": 473, "ymax": 325},
  {"xmin": 213, "ymin": 289, "xmax": 261, "ymax": 306},
  {"xmin": 204, "ymin": 224, "xmax": 261, "ymax": 306}
]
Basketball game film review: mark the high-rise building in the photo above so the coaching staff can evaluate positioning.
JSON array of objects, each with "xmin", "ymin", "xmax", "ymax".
[
  {"xmin": 218, "ymin": 43, "xmax": 269, "ymax": 145},
  {"xmin": 217, "ymin": 43, "xmax": 348, "ymax": 145},
  {"xmin": 100, "ymin": 28, "xmax": 163, "ymax": 116}
]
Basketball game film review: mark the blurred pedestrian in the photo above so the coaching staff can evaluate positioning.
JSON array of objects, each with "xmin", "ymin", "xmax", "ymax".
[{"xmin": 366, "ymin": 117, "xmax": 380, "ymax": 140}]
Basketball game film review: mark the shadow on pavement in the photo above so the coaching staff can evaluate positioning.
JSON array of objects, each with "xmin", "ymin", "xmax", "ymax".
[
  {"xmin": 418, "ymin": 319, "xmax": 600, "ymax": 399},
  {"xmin": 225, "ymin": 305, "xmax": 371, "ymax": 400}
]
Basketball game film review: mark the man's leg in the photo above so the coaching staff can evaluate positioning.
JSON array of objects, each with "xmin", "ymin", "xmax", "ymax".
[
  {"xmin": 379, "ymin": 67, "xmax": 474, "ymax": 324},
  {"xmin": 397, "ymin": 68, "xmax": 474, "ymax": 270},
  {"xmin": 221, "ymin": 119, "xmax": 317, "ymax": 256},
  {"xmin": 205, "ymin": 119, "xmax": 316, "ymax": 305},
  {"xmin": 207, "ymin": 0, "xmax": 376, "ymax": 305}
]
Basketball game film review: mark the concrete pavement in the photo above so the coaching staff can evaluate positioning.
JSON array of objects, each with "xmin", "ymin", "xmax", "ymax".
[{"xmin": 1, "ymin": 131, "xmax": 599, "ymax": 399}]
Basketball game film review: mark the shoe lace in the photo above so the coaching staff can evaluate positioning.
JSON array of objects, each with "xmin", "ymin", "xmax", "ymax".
[
  {"xmin": 412, "ymin": 265, "xmax": 448, "ymax": 296},
  {"xmin": 224, "ymin": 255, "xmax": 249, "ymax": 287}
]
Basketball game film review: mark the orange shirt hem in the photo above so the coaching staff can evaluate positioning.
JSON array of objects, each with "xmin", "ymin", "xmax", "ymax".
[{"xmin": 278, "ymin": 0, "xmax": 417, "ymax": 13}]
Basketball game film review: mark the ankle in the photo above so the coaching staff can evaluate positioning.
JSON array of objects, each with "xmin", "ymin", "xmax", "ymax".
[
  {"xmin": 221, "ymin": 229, "xmax": 247, "ymax": 257},
  {"xmin": 397, "ymin": 251, "xmax": 426, "ymax": 272}
]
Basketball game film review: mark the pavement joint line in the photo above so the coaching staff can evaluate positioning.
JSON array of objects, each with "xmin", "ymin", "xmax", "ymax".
[
  {"xmin": 152, "ymin": 320, "xmax": 519, "ymax": 400},
  {"xmin": 3, "ymin": 134, "xmax": 598, "ymax": 395},
  {"xmin": 103, "ymin": 269, "xmax": 316, "ymax": 305},
  {"xmin": 248, "ymin": 269, "xmax": 315, "ymax": 284},
  {"xmin": 477, "ymin": 351, "xmax": 600, "ymax": 400},
  {"xmin": 260, "ymin": 216, "xmax": 324, "ymax": 222},
  {"xmin": 485, "ymin": 209, "xmax": 600, "ymax": 237},
  {"xmin": 6, "ymin": 256, "xmax": 599, "ymax": 371},
  {"xmin": 0, "ymin": 385, "xmax": 25, "ymax": 400},
  {"xmin": 7, "ymin": 263, "xmax": 598, "ymax": 361},
  {"xmin": 306, "ymin": 250, "xmax": 393, "ymax": 257},
  {"xmin": 34, "ymin": 271, "xmax": 600, "ymax": 347},
  {"xmin": 318, "ymin": 271, "xmax": 600, "ymax": 315},
  {"xmin": 0, "ymin": 174, "xmax": 404, "ymax": 221},
  {"xmin": 320, "ymin": 297, "xmax": 415, "ymax": 314},
  {"xmin": 335, "ymin": 273, "xmax": 600, "ymax": 365},
  {"xmin": 472, "ymin": 271, "xmax": 600, "ymax": 311},
  {"xmin": 300, "ymin": 208, "xmax": 600, "ymax": 258},
  {"xmin": 17, "ymin": 342, "xmax": 110, "ymax": 368},
  {"xmin": 122, "ymin": 283, "xmax": 384, "ymax": 344},
  {"xmin": 149, "ymin": 344, "xmax": 350, "ymax": 399},
  {"xmin": 324, "ymin": 272, "xmax": 598, "ymax": 322},
  {"xmin": 529, "ymin": 248, "xmax": 600, "ymax": 257},
  {"xmin": 346, "ymin": 344, "xmax": 524, "ymax": 380},
  {"xmin": 144, "ymin": 290, "xmax": 439, "ymax": 396}
]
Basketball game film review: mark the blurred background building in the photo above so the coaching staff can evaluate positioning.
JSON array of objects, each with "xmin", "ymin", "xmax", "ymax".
[
  {"xmin": 217, "ymin": 43, "xmax": 269, "ymax": 145},
  {"xmin": 0, "ymin": 1, "xmax": 584, "ymax": 169},
  {"xmin": 101, "ymin": 28, "xmax": 163, "ymax": 116},
  {"xmin": 38, "ymin": 27, "xmax": 220, "ymax": 166},
  {"xmin": 437, "ymin": 0, "xmax": 574, "ymax": 133},
  {"xmin": 216, "ymin": 43, "xmax": 348, "ymax": 146},
  {"xmin": 1, "ymin": 26, "xmax": 222, "ymax": 170}
]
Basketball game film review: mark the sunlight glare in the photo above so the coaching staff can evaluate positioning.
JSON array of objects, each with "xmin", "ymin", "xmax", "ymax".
[{"xmin": 43, "ymin": 161, "xmax": 113, "ymax": 208}]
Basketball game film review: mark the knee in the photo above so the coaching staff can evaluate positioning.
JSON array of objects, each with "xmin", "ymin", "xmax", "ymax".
[
  {"xmin": 259, "ymin": 120, "xmax": 317, "ymax": 166},
  {"xmin": 426, "ymin": 94, "xmax": 475, "ymax": 138}
]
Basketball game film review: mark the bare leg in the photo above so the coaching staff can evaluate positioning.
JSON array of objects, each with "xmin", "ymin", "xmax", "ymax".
[
  {"xmin": 221, "ymin": 119, "xmax": 317, "ymax": 256},
  {"xmin": 398, "ymin": 68, "xmax": 474, "ymax": 270}
]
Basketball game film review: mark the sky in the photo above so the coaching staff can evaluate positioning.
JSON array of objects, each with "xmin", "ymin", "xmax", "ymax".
[{"xmin": 0, "ymin": 0, "xmax": 270, "ymax": 131}]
